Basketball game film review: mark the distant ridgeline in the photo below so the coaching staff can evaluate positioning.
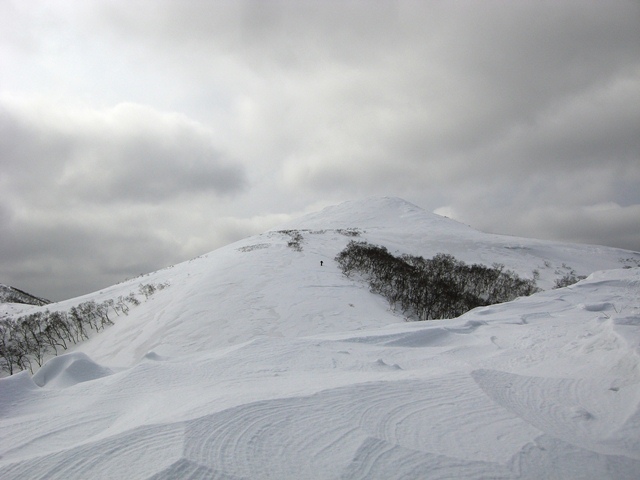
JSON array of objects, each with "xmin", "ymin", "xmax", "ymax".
[
  {"xmin": 0, "ymin": 284, "xmax": 50, "ymax": 307},
  {"xmin": 336, "ymin": 241, "xmax": 540, "ymax": 321}
]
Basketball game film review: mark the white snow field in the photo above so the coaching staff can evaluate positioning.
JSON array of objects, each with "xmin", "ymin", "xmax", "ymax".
[{"xmin": 1, "ymin": 197, "xmax": 639, "ymax": 479}]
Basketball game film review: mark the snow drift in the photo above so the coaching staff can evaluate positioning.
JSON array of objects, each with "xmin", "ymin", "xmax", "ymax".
[{"xmin": 1, "ymin": 197, "xmax": 639, "ymax": 479}]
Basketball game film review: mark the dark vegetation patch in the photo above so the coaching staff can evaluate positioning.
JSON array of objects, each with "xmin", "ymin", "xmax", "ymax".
[
  {"xmin": 275, "ymin": 228, "xmax": 363, "ymax": 251},
  {"xmin": 237, "ymin": 243, "xmax": 271, "ymax": 252},
  {"xmin": 335, "ymin": 241, "xmax": 540, "ymax": 321},
  {"xmin": 0, "ymin": 285, "xmax": 50, "ymax": 306},
  {"xmin": 336, "ymin": 228, "xmax": 361, "ymax": 237},
  {"xmin": 278, "ymin": 230, "xmax": 304, "ymax": 251},
  {"xmin": 552, "ymin": 263, "xmax": 586, "ymax": 288}
]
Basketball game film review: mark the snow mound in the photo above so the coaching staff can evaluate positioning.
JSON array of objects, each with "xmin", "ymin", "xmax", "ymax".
[
  {"xmin": 0, "ymin": 371, "xmax": 39, "ymax": 417},
  {"xmin": 32, "ymin": 352, "xmax": 114, "ymax": 388}
]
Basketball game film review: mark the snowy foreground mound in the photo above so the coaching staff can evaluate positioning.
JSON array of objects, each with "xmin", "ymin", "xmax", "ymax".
[
  {"xmin": 1, "ymin": 198, "xmax": 639, "ymax": 478},
  {"xmin": 2, "ymin": 269, "xmax": 639, "ymax": 479}
]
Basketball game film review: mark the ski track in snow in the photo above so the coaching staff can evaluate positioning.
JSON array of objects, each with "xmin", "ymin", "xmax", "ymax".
[{"xmin": 1, "ymin": 197, "xmax": 640, "ymax": 479}]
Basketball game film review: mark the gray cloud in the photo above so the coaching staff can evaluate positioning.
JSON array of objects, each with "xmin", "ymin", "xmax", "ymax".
[
  {"xmin": 1, "ymin": 100, "xmax": 246, "ymax": 205},
  {"xmin": 1, "ymin": 0, "xmax": 639, "ymax": 300},
  {"xmin": 2, "ymin": 212, "xmax": 182, "ymax": 301},
  {"xmin": 0, "ymin": 98, "xmax": 248, "ymax": 300}
]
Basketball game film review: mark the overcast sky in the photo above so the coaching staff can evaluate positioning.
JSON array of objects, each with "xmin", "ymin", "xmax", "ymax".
[{"xmin": 1, "ymin": 0, "xmax": 639, "ymax": 301}]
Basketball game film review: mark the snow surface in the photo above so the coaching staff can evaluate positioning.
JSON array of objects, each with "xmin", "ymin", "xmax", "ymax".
[{"xmin": 1, "ymin": 197, "xmax": 639, "ymax": 479}]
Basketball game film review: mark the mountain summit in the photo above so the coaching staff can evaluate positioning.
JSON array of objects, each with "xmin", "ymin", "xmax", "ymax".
[
  {"xmin": 280, "ymin": 196, "xmax": 473, "ymax": 232},
  {"xmin": 1, "ymin": 197, "xmax": 639, "ymax": 479}
]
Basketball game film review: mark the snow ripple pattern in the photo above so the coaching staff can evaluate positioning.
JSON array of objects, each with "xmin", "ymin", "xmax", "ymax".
[
  {"xmin": 0, "ymin": 376, "xmax": 541, "ymax": 479},
  {"xmin": 472, "ymin": 369, "xmax": 640, "ymax": 459}
]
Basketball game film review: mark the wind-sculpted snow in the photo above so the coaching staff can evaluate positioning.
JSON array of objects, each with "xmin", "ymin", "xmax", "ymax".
[
  {"xmin": 32, "ymin": 352, "xmax": 114, "ymax": 388},
  {"xmin": 1, "ymin": 268, "xmax": 639, "ymax": 478},
  {"xmin": 471, "ymin": 370, "xmax": 640, "ymax": 458},
  {"xmin": 1, "ymin": 198, "xmax": 639, "ymax": 478}
]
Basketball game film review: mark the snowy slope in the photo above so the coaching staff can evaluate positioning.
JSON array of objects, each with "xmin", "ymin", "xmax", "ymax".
[
  {"xmin": 1, "ymin": 197, "xmax": 639, "ymax": 479},
  {"xmin": 4, "ymin": 196, "xmax": 634, "ymax": 367}
]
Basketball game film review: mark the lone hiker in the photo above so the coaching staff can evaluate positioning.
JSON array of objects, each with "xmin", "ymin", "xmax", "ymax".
[{"xmin": 320, "ymin": 261, "xmax": 323, "ymax": 266}]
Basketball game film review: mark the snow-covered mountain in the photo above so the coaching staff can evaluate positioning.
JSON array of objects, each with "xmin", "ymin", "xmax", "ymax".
[
  {"xmin": 1, "ymin": 197, "xmax": 639, "ymax": 479},
  {"xmin": 0, "ymin": 284, "xmax": 50, "ymax": 306}
]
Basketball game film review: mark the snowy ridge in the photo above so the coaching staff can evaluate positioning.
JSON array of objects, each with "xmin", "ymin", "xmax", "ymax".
[
  {"xmin": 40, "ymin": 198, "xmax": 639, "ymax": 365},
  {"xmin": 0, "ymin": 284, "xmax": 50, "ymax": 306},
  {"xmin": 1, "ymin": 197, "xmax": 639, "ymax": 478}
]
